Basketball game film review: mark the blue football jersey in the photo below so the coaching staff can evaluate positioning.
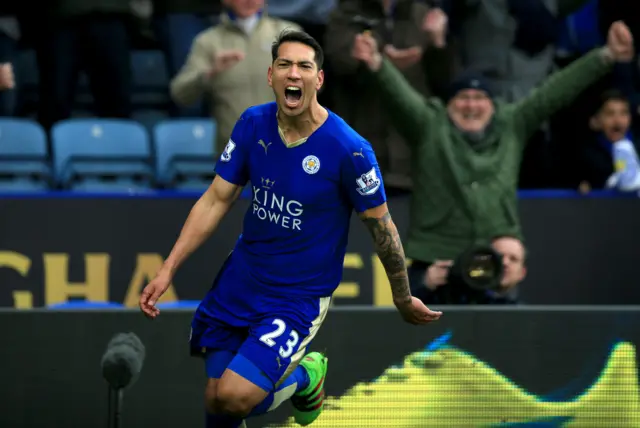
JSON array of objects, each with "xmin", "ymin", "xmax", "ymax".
[{"xmin": 214, "ymin": 102, "xmax": 387, "ymax": 297}]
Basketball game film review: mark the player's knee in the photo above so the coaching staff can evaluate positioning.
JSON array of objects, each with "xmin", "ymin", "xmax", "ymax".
[{"xmin": 215, "ymin": 382, "xmax": 256, "ymax": 417}]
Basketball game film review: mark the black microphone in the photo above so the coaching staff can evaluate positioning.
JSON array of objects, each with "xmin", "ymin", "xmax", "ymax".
[{"xmin": 101, "ymin": 332, "xmax": 146, "ymax": 389}]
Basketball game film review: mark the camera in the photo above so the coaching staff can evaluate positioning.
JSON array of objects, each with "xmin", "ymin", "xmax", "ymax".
[
  {"xmin": 349, "ymin": 15, "xmax": 379, "ymax": 33},
  {"xmin": 445, "ymin": 245, "xmax": 504, "ymax": 302}
]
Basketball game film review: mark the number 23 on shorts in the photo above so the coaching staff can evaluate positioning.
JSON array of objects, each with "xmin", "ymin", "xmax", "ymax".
[{"xmin": 258, "ymin": 318, "xmax": 301, "ymax": 359}]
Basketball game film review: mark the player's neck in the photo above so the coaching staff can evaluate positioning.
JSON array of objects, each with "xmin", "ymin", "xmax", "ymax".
[{"xmin": 277, "ymin": 101, "xmax": 328, "ymax": 139}]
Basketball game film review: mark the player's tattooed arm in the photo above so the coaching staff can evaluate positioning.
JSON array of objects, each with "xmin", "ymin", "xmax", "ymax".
[{"xmin": 359, "ymin": 206, "xmax": 412, "ymax": 305}]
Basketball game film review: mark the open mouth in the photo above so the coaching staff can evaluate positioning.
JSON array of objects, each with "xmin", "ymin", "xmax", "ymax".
[
  {"xmin": 284, "ymin": 86, "xmax": 302, "ymax": 108},
  {"xmin": 606, "ymin": 125, "xmax": 627, "ymax": 140}
]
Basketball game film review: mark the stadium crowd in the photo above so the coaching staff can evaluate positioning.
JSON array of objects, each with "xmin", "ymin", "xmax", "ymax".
[{"xmin": 1, "ymin": 0, "xmax": 640, "ymax": 193}]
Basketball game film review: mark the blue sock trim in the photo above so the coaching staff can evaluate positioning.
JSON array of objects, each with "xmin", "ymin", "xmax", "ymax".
[
  {"xmin": 205, "ymin": 350, "xmax": 236, "ymax": 379},
  {"xmin": 222, "ymin": 354, "xmax": 310, "ymax": 417},
  {"xmin": 249, "ymin": 365, "xmax": 309, "ymax": 416},
  {"xmin": 227, "ymin": 353, "xmax": 273, "ymax": 392},
  {"xmin": 292, "ymin": 365, "xmax": 310, "ymax": 392}
]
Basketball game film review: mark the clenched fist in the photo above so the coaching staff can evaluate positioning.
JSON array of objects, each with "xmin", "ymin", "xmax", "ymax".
[
  {"xmin": 606, "ymin": 21, "xmax": 634, "ymax": 62},
  {"xmin": 0, "ymin": 63, "xmax": 14, "ymax": 90},
  {"xmin": 352, "ymin": 33, "xmax": 382, "ymax": 72},
  {"xmin": 422, "ymin": 8, "xmax": 448, "ymax": 48}
]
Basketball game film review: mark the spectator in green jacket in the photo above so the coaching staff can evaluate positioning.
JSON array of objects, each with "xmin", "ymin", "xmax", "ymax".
[{"xmin": 351, "ymin": 20, "xmax": 634, "ymax": 301}]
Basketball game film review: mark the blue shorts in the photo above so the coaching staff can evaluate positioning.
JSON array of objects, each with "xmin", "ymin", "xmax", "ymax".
[{"xmin": 189, "ymin": 254, "xmax": 330, "ymax": 388}]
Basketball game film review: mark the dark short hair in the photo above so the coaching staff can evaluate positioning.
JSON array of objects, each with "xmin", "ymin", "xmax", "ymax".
[
  {"xmin": 271, "ymin": 29, "xmax": 324, "ymax": 69},
  {"xmin": 598, "ymin": 89, "xmax": 629, "ymax": 110}
]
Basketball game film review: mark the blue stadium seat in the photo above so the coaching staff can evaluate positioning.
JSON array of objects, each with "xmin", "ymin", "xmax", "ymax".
[
  {"xmin": 131, "ymin": 50, "xmax": 170, "ymax": 108},
  {"xmin": 51, "ymin": 119, "xmax": 154, "ymax": 191},
  {"xmin": 47, "ymin": 301, "xmax": 125, "ymax": 309},
  {"xmin": 0, "ymin": 119, "xmax": 51, "ymax": 191},
  {"xmin": 153, "ymin": 119, "xmax": 217, "ymax": 189},
  {"xmin": 156, "ymin": 300, "xmax": 201, "ymax": 309}
]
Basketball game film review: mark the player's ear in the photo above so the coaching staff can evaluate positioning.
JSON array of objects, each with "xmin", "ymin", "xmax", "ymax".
[
  {"xmin": 267, "ymin": 66, "xmax": 273, "ymax": 87},
  {"xmin": 316, "ymin": 69, "xmax": 324, "ymax": 91}
]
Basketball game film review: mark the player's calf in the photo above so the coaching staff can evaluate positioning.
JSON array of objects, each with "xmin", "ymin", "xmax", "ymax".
[
  {"xmin": 216, "ymin": 370, "xmax": 269, "ymax": 417},
  {"xmin": 205, "ymin": 382, "xmax": 247, "ymax": 428},
  {"xmin": 213, "ymin": 349, "xmax": 318, "ymax": 422},
  {"xmin": 203, "ymin": 350, "xmax": 250, "ymax": 427}
]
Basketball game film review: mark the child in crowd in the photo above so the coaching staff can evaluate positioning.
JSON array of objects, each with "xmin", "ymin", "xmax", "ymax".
[{"xmin": 580, "ymin": 89, "xmax": 640, "ymax": 193}]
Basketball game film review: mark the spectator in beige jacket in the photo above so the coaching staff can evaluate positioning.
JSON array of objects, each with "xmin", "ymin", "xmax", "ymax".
[{"xmin": 170, "ymin": 0, "xmax": 301, "ymax": 155}]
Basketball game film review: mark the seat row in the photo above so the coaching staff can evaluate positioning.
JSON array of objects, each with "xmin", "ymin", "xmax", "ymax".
[{"xmin": 0, "ymin": 118, "xmax": 219, "ymax": 191}]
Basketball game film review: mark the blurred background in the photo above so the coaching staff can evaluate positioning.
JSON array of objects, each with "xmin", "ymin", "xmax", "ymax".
[
  {"xmin": 1, "ymin": 0, "xmax": 640, "ymax": 427},
  {"xmin": 1, "ymin": 0, "xmax": 640, "ymax": 194}
]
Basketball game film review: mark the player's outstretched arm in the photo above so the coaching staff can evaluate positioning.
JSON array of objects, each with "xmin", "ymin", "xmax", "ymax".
[
  {"xmin": 139, "ymin": 175, "xmax": 242, "ymax": 318},
  {"xmin": 359, "ymin": 203, "xmax": 442, "ymax": 325},
  {"xmin": 359, "ymin": 205, "xmax": 411, "ymax": 304},
  {"xmin": 162, "ymin": 175, "xmax": 241, "ymax": 274}
]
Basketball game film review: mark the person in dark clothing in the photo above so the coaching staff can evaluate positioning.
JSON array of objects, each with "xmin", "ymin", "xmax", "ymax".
[
  {"xmin": 152, "ymin": 0, "xmax": 222, "ymax": 117},
  {"xmin": 24, "ymin": 0, "xmax": 133, "ymax": 129},
  {"xmin": 409, "ymin": 236, "xmax": 527, "ymax": 305}
]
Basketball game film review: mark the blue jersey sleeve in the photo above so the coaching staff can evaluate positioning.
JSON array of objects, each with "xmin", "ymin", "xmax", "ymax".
[
  {"xmin": 214, "ymin": 113, "xmax": 253, "ymax": 185},
  {"xmin": 340, "ymin": 141, "xmax": 387, "ymax": 213}
]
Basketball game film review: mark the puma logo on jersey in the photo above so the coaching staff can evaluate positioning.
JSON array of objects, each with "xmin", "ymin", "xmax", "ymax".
[
  {"xmin": 353, "ymin": 148, "xmax": 364, "ymax": 158},
  {"xmin": 258, "ymin": 139, "xmax": 272, "ymax": 154}
]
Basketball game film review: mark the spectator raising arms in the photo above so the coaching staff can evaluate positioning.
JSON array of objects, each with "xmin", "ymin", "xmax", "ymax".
[{"xmin": 352, "ymin": 21, "xmax": 634, "ymax": 292}]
